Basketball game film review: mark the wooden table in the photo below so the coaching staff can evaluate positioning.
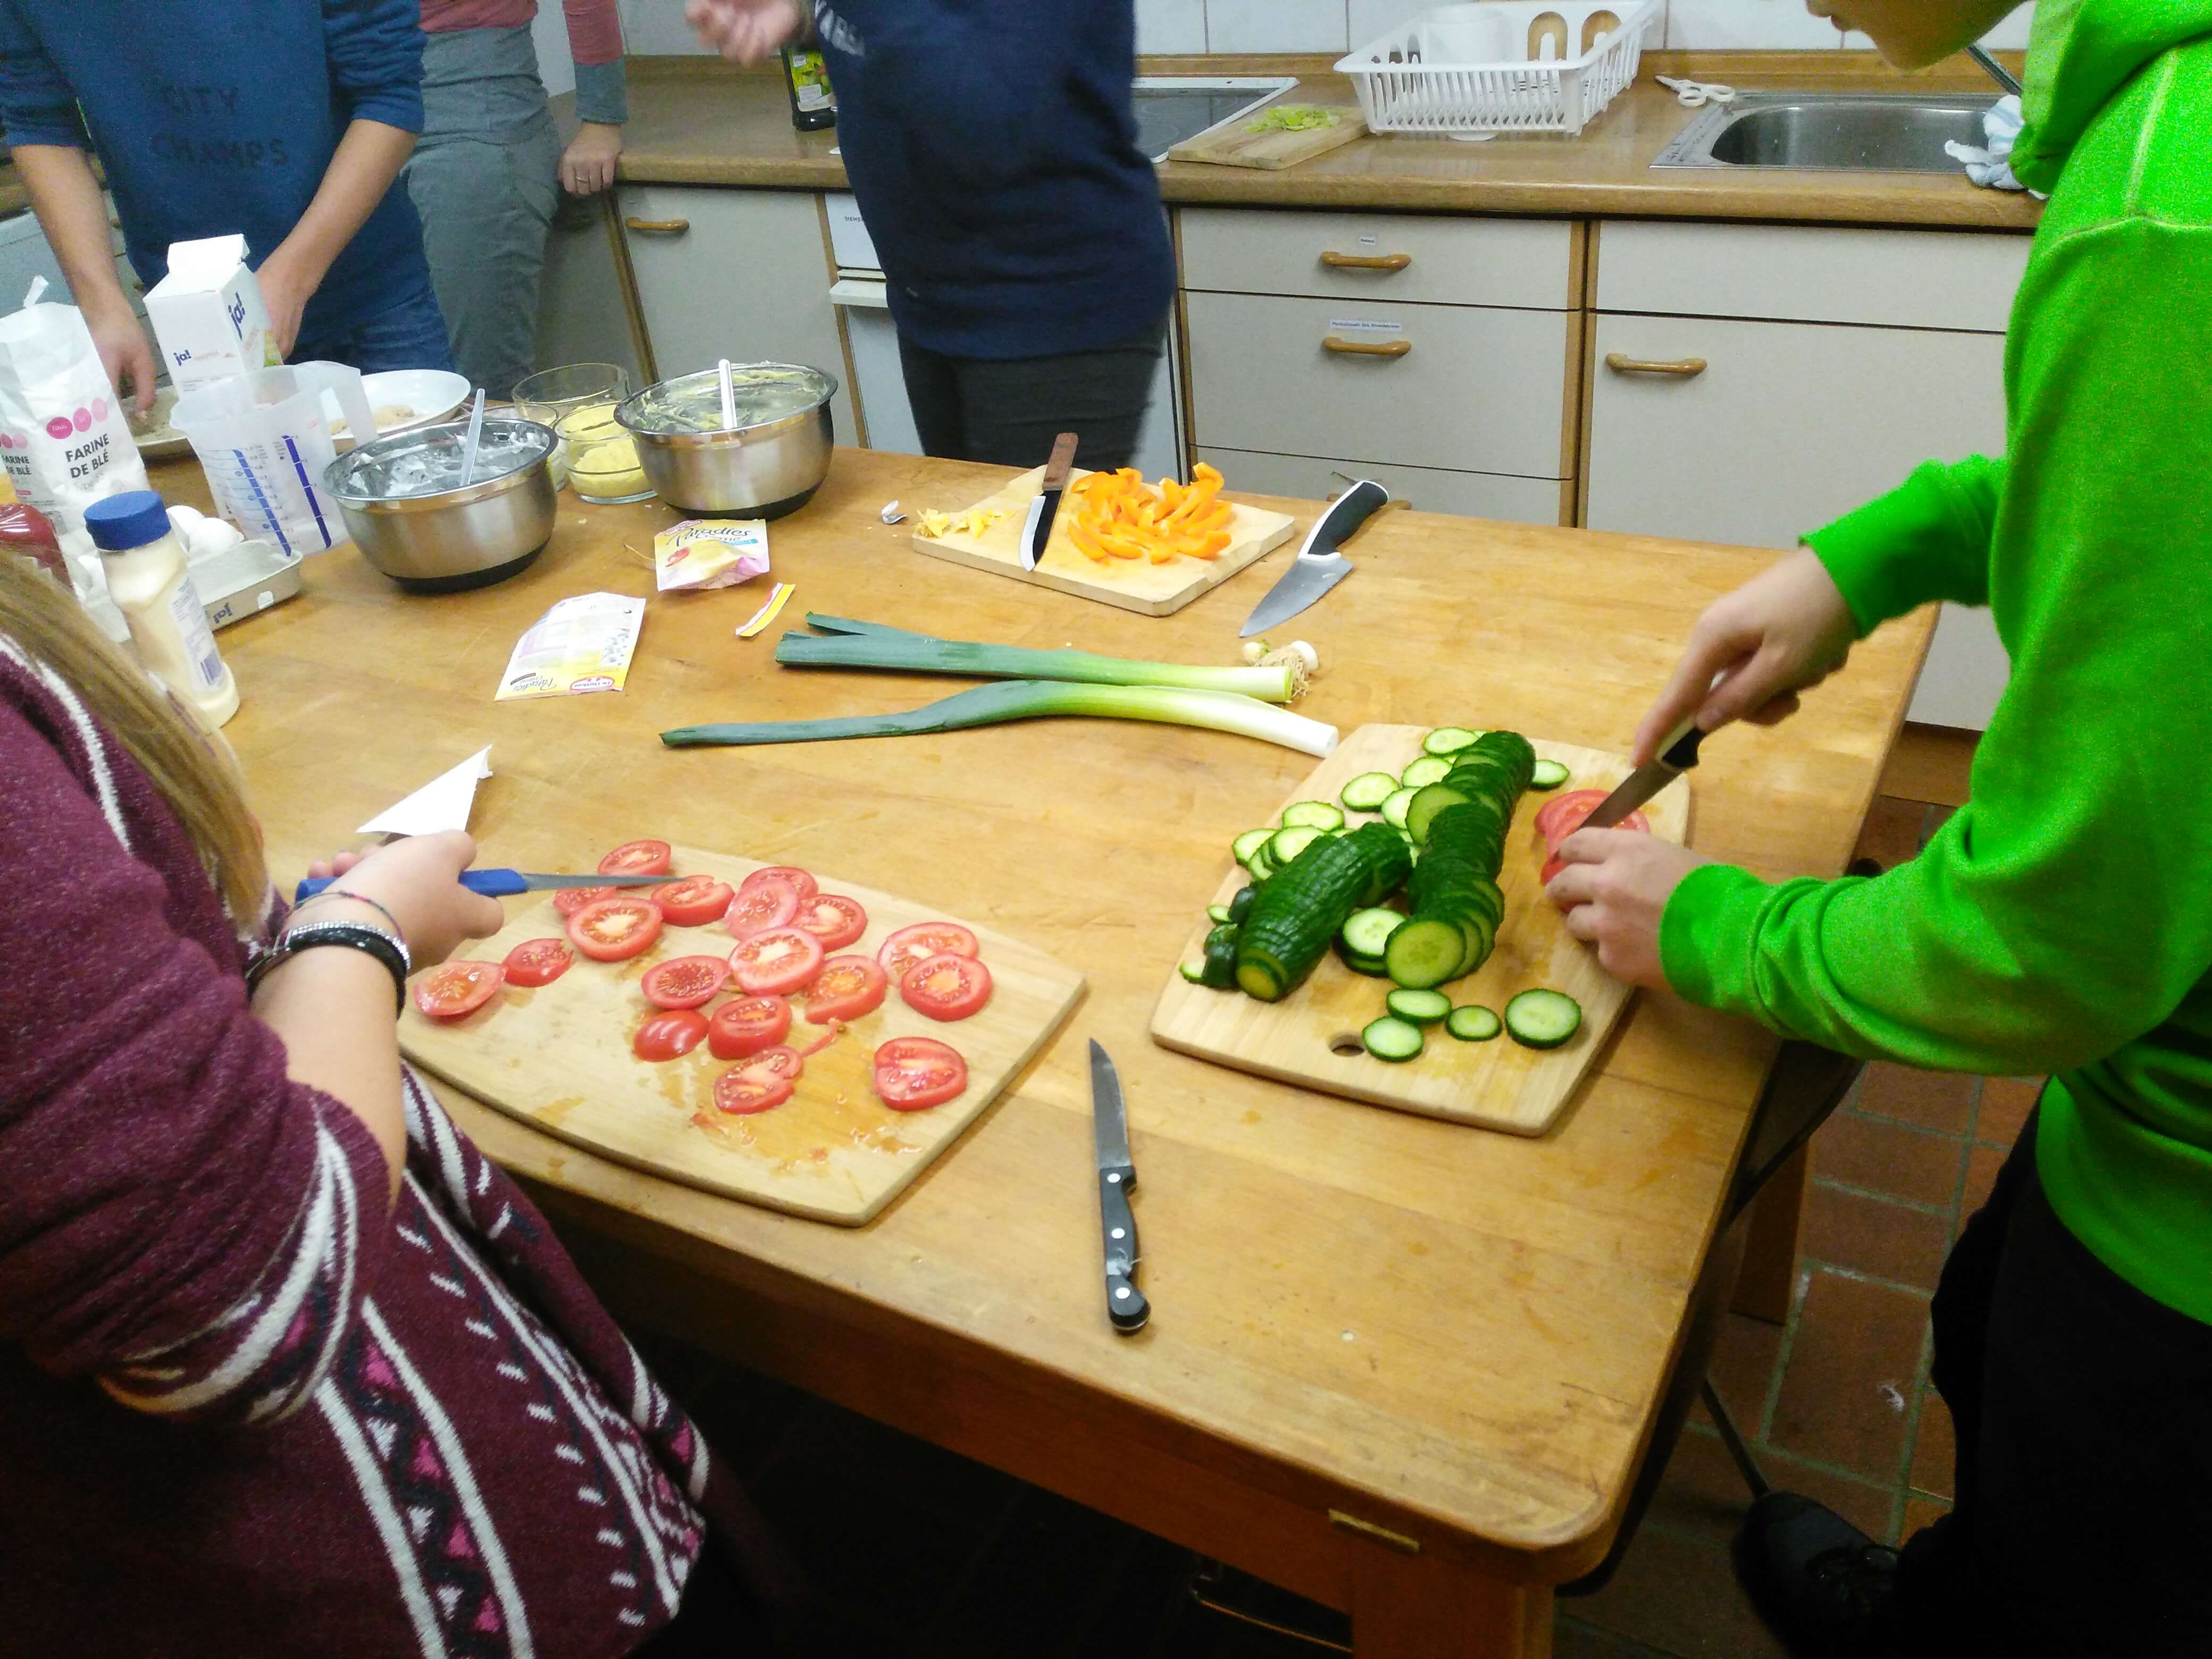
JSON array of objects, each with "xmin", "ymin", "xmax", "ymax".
[{"xmin": 173, "ymin": 448, "xmax": 1930, "ymax": 1656}]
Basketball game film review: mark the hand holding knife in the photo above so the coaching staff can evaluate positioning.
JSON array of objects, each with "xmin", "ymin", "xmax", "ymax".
[
  {"xmin": 293, "ymin": 868, "xmax": 664, "ymax": 904},
  {"xmin": 1579, "ymin": 715, "xmax": 1706, "ymax": 831}
]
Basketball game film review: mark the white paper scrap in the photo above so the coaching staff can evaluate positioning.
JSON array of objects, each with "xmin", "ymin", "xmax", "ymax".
[{"xmin": 357, "ymin": 747, "xmax": 492, "ymax": 836}]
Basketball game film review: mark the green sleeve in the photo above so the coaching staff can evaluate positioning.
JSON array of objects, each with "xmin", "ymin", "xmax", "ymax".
[
  {"xmin": 1802, "ymin": 454, "xmax": 2004, "ymax": 636},
  {"xmin": 1661, "ymin": 216, "xmax": 2212, "ymax": 1077}
]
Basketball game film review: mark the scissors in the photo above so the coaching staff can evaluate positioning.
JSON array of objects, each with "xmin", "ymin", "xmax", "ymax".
[{"xmin": 1656, "ymin": 75, "xmax": 1738, "ymax": 108}]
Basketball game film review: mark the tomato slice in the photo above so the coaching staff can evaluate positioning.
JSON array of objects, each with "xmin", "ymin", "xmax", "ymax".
[
  {"xmin": 1534, "ymin": 790, "xmax": 1649, "ymax": 850},
  {"xmin": 872, "ymin": 1036, "xmax": 968, "ymax": 1111},
  {"xmin": 708, "ymin": 994, "xmax": 792, "ymax": 1060},
  {"xmin": 413, "ymin": 959, "xmax": 504, "ymax": 1019},
  {"xmin": 741, "ymin": 865, "xmax": 818, "ymax": 902},
  {"xmin": 878, "ymin": 920, "xmax": 980, "ymax": 985},
  {"xmin": 804, "ymin": 954, "xmax": 886, "ymax": 1024},
  {"xmin": 713, "ymin": 1069, "xmax": 793, "ymax": 1115},
  {"xmin": 730, "ymin": 926, "xmax": 824, "ymax": 994},
  {"xmin": 641, "ymin": 954, "xmax": 731, "ymax": 1009},
  {"xmin": 651, "ymin": 874, "xmax": 735, "ymax": 927},
  {"xmin": 566, "ymin": 895, "xmax": 664, "ymax": 962},
  {"xmin": 723, "ymin": 877, "xmax": 802, "ymax": 939},
  {"xmin": 739, "ymin": 1045, "xmax": 804, "ymax": 1082},
  {"xmin": 634, "ymin": 1008, "xmax": 709, "ymax": 1061},
  {"xmin": 554, "ymin": 885, "xmax": 617, "ymax": 917},
  {"xmin": 899, "ymin": 952, "xmax": 993, "ymax": 1022},
  {"xmin": 797, "ymin": 892, "xmax": 868, "ymax": 950},
  {"xmin": 501, "ymin": 937, "xmax": 574, "ymax": 987},
  {"xmin": 599, "ymin": 839, "xmax": 673, "ymax": 876}
]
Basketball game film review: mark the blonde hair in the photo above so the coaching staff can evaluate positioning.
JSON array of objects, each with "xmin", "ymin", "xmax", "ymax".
[{"xmin": 0, "ymin": 558, "xmax": 267, "ymax": 921}]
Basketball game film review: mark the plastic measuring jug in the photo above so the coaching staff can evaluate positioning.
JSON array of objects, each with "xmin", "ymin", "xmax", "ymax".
[{"xmin": 171, "ymin": 362, "xmax": 375, "ymax": 559}]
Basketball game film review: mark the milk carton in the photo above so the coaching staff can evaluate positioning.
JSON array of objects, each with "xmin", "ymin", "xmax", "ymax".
[{"xmin": 145, "ymin": 234, "xmax": 275, "ymax": 396}]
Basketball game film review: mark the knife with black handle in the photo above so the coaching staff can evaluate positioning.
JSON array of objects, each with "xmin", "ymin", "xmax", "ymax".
[{"xmin": 1089, "ymin": 1039, "xmax": 1150, "ymax": 1333}]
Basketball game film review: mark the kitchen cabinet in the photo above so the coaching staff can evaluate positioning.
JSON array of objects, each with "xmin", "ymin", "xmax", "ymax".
[
  {"xmin": 1584, "ymin": 222, "xmax": 2030, "ymax": 730},
  {"xmin": 614, "ymin": 184, "xmax": 856, "ymax": 445},
  {"xmin": 534, "ymin": 195, "xmax": 643, "ymax": 386}
]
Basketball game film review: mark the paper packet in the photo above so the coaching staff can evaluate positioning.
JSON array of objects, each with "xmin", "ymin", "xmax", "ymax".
[
  {"xmin": 493, "ymin": 592, "xmax": 645, "ymax": 701},
  {"xmin": 653, "ymin": 517, "xmax": 769, "ymax": 592}
]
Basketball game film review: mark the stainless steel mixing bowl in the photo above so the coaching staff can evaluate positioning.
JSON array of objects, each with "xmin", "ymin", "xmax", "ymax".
[
  {"xmin": 323, "ymin": 416, "xmax": 558, "ymax": 592},
  {"xmin": 615, "ymin": 363, "xmax": 836, "ymax": 517}
]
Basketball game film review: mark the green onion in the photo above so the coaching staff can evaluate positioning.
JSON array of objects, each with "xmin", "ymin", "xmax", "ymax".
[
  {"xmin": 774, "ymin": 630, "xmax": 1300, "ymax": 701},
  {"xmin": 661, "ymin": 680, "xmax": 1338, "ymax": 755}
]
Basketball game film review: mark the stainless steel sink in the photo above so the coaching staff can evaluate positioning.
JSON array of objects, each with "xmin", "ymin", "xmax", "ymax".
[{"xmin": 1653, "ymin": 93, "xmax": 1997, "ymax": 172}]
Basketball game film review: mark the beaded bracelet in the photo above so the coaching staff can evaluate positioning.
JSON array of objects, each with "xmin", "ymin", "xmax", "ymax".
[
  {"xmin": 294, "ymin": 886, "xmax": 405, "ymax": 941},
  {"xmin": 246, "ymin": 921, "xmax": 413, "ymax": 1015}
]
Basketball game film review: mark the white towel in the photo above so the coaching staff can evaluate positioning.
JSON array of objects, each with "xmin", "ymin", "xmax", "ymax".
[{"xmin": 1945, "ymin": 95, "xmax": 2047, "ymax": 198}]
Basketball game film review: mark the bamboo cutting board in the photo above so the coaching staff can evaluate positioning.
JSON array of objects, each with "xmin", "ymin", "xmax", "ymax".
[
  {"xmin": 909, "ymin": 464, "xmax": 1297, "ymax": 617},
  {"xmin": 1150, "ymin": 725, "xmax": 1690, "ymax": 1136},
  {"xmin": 400, "ymin": 847, "xmax": 1084, "ymax": 1224},
  {"xmin": 1166, "ymin": 106, "xmax": 1369, "ymax": 170}
]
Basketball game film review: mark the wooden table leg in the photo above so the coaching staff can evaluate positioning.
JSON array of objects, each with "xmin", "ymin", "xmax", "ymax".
[
  {"xmin": 1732, "ymin": 1142, "xmax": 1809, "ymax": 1324},
  {"xmin": 1347, "ymin": 1542, "xmax": 1553, "ymax": 1658}
]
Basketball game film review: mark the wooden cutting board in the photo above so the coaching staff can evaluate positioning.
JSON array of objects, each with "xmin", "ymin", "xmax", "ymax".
[
  {"xmin": 1150, "ymin": 725, "xmax": 1691, "ymax": 1136},
  {"xmin": 400, "ymin": 847, "xmax": 1084, "ymax": 1224},
  {"xmin": 1167, "ymin": 107, "xmax": 1369, "ymax": 170},
  {"xmin": 909, "ymin": 464, "xmax": 1296, "ymax": 617}
]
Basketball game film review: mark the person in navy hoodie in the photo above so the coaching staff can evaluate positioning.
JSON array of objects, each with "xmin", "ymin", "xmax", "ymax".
[
  {"xmin": 0, "ymin": 0, "xmax": 451, "ymax": 414},
  {"xmin": 686, "ymin": 0, "xmax": 1176, "ymax": 471}
]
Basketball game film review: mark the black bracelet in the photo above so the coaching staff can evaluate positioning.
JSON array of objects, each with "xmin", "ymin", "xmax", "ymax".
[
  {"xmin": 294, "ymin": 887, "xmax": 406, "ymax": 942},
  {"xmin": 247, "ymin": 921, "xmax": 413, "ymax": 1015}
]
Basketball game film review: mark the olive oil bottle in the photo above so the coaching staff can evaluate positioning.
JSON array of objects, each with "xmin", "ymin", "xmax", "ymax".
[{"xmin": 781, "ymin": 43, "xmax": 836, "ymax": 131}]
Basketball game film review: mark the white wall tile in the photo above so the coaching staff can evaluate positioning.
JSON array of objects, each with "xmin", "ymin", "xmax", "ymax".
[
  {"xmin": 621, "ymin": 0, "xmax": 713, "ymax": 55},
  {"xmin": 1206, "ymin": 0, "xmax": 1349, "ymax": 53},
  {"xmin": 1348, "ymin": 0, "xmax": 1436, "ymax": 48},
  {"xmin": 1137, "ymin": 0, "xmax": 1209, "ymax": 54},
  {"xmin": 533, "ymin": 0, "xmax": 579, "ymax": 95},
  {"xmin": 1665, "ymin": 0, "xmax": 1845, "ymax": 50}
]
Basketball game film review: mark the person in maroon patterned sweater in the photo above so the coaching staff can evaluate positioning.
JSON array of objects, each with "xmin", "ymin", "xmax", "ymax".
[{"xmin": 0, "ymin": 559, "xmax": 791, "ymax": 1655}]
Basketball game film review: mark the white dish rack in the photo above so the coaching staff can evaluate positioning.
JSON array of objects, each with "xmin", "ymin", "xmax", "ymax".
[{"xmin": 1336, "ymin": 1, "xmax": 1660, "ymax": 138}]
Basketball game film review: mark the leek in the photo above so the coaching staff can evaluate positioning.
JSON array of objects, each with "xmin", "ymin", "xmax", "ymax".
[
  {"xmin": 775, "ymin": 631, "xmax": 1301, "ymax": 701},
  {"xmin": 802, "ymin": 612, "xmax": 932, "ymax": 639},
  {"xmin": 661, "ymin": 680, "xmax": 1338, "ymax": 756}
]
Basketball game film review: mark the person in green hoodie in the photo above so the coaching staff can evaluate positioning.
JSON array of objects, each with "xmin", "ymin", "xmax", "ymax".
[{"xmin": 1547, "ymin": 0, "xmax": 2212, "ymax": 1653}]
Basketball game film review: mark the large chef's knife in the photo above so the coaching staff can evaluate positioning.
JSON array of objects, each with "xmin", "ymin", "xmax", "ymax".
[
  {"xmin": 292, "ymin": 869, "xmax": 666, "ymax": 904},
  {"xmin": 1238, "ymin": 478, "xmax": 1389, "ymax": 639},
  {"xmin": 1019, "ymin": 431, "xmax": 1080, "ymax": 571},
  {"xmin": 1089, "ymin": 1039, "xmax": 1150, "ymax": 1334},
  {"xmin": 1580, "ymin": 716, "xmax": 1706, "ymax": 831}
]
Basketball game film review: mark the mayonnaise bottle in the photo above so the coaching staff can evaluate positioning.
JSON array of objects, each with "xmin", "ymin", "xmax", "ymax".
[{"xmin": 83, "ymin": 490, "xmax": 239, "ymax": 730}]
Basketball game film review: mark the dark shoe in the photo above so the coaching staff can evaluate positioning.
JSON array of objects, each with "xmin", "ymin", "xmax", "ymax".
[{"xmin": 1733, "ymin": 1490, "xmax": 1902, "ymax": 1658}]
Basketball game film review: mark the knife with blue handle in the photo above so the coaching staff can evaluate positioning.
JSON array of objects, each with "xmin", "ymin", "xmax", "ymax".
[
  {"xmin": 292, "ymin": 869, "xmax": 666, "ymax": 904},
  {"xmin": 1089, "ymin": 1039, "xmax": 1150, "ymax": 1334}
]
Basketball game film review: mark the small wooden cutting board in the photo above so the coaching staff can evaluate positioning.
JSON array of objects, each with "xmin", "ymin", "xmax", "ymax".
[
  {"xmin": 909, "ymin": 465, "xmax": 1296, "ymax": 617},
  {"xmin": 1168, "ymin": 106, "xmax": 1369, "ymax": 170},
  {"xmin": 401, "ymin": 847, "xmax": 1085, "ymax": 1224},
  {"xmin": 1150, "ymin": 725, "xmax": 1691, "ymax": 1136}
]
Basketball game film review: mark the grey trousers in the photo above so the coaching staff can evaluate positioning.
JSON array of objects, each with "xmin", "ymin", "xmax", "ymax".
[{"xmin": 405, "ymin": 25, "xmax": 563, "ymax": 399}]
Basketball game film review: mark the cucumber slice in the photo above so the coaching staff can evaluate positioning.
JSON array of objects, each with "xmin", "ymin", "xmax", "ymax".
[
  {"xmin": 1207, "ymin": 904, "xmax": 1233, "ymax": 925},
  {"xmin": 1340, "ymin": 907, "xmax": 1404, "ymax": 958},
  {"xmin": 1504, "ymin": 988, "xmax": 1583, "ymax": 1050},
  {"xmin": 1446, "ymin": 1004, "xmax": 1502, "ymax": 1042},
  {"xmin": 1401, "ymin": 755, "xmax": 1452, "ymax": 789},
  {"xmin": 1232, "ymin": 828, "xmax": 1275, "ymax": 870},
  {"xmin": 1228, "ymin": 884, "xmax": 1259, "ymax": 926},
  {"xmin": 1268, "ymin": 824, "xmax": 1327, "ymax": 868},
  {"xmin": 1282, "ymin": 800, "xmax": 1345, "ymax": 832},
  {"xmin": 1405, "ymin": 782, "xmax": 1471, "ymax": 846},
  {"xmin": 1530, "ymin": 758, "xmax": 1570, "ymax": 790},
  {"xmin": 1421, "ymin": 726, "xmax": 1483, "ymax": 756},
  {"xmin": 1200, "ymin": 924, "xmax": 1242, "ymax": 988},
  {"xmin": 1336, "ymin": 942, "xmax": 1390, "ymax": 977},
  {"xmin": 1339, "ymin": 771, "xmax": 1399, "ymax": 813},
  {"xmin": 1247, "ymin": 844, "xmax": 1276, "ymax": 881},
  {"xmin": 1380, "ymin": 786, "xmax": 1419, "ymax": 830},
  {"xmin": 1361, "ymin": 1015, "xmax": 1426, "ymax": 1062},
  {"xmin": 1382, "ymin": 917, "xmax": 1467, "ymax": 990},
  {"xmin": 1180, "ymin": 961, "xmax": 1206, "ymax": 983},
  {"xmin": 1385, "ymin": 987, "xmax": 1451, "ymax": 1024}
]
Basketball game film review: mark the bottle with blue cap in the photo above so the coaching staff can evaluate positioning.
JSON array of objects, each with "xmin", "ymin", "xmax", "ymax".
[{"xmin": 85, "ymin": 491, "xmax": 238, "ymax": 731}]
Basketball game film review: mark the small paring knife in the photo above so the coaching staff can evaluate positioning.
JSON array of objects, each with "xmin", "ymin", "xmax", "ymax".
[
  {"xmin": 1020, "ymin": 431, "xmax": 1080, "ymax": 571},
  {"xmin": 292, "ymin": 869, "xmax": 666, "ymax": 904},
  {"xmin": 1089, "ymin": 1039, "xmax": 1150, "ymax": 1334},
  {"xmin": 1581, "ymin": 717, "xmax": 1706, "ymax": 831}
]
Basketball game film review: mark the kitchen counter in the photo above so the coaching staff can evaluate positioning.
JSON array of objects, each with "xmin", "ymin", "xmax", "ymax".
[
  {"xmin": 162, "ymin": 446, "xmax": 1932, "ymax": 1654},
  {"xmin": 608, "ymin": 48, "xmax": 2042, "ymax": 231}
]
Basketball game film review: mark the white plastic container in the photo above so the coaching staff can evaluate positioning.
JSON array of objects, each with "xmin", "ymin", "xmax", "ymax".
[
  {"xmin": 1336, "ymin": 1, "xmax": 1658, "ymax": 137},
  {"xmin": 85, "ymin": 490, "xmax": 239, "ymax": 731},
  {"xmin": 145, "ymin": 234, "xmax": 275, "ymax": 399}
]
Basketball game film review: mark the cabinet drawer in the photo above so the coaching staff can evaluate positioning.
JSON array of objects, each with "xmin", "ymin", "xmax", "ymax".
[
  {"xmin": 1595, "ymin": 221, "xmax": 2030, "ymax": 333},
  {"xmin": 1187, "ymin": 291, "xmax": 1570, "ymax": 478},
  {"xmin": 1180, "ymin": 207, "xmax": 1574, "ymax": 310},
  {"xmin": 1199, "ymin": 447, "xmax": 1566, "ymax": 526}
]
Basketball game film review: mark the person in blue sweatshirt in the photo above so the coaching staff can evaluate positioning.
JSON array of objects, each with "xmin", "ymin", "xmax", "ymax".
[
  {"xmin": 686, "ymin": 0, "xmax": 1175, "ymax": 471},
  {"xmin": 0, "ymin": 0, "xmax": 450, "ymax": 414}
]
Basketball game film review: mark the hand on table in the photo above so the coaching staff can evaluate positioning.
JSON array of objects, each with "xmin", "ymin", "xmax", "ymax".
[
  {"xmin": 300, "ymin": 831, "xmax": 505, "ymax": 969},
  {"xmin": 562, "ymin": 123, "xmax": 624, "ymax": 195},
  {"xmin": 1544, "ymin": 830, "xmax": 1713, "ymax": 990},
  {"xmin": 684, "ymin": 0, "xmax": 803, "ymax": 63},
  {"xmin": 1632, "ymin": 547, "xmax": 1857, "ymax": 765},
  {"xmin": 86, "ymin": 298, "xmax": 159, "ymax": 417}
]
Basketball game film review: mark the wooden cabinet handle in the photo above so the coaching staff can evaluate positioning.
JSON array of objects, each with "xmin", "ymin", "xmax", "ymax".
[
  {"xmin": 625, "ymin": 217, "xmax": 691, "ymax": 234},
  {"xmin": 1323, "ymin": 335, "xmax": 1412, "ymax": 358},
  {"xmin": 1605, "ymin": 352, "xmax": 1707, "ymax": 377},
  {"xmin": 1320, "ymin": 250, "xmax": 1412, "ymax": 272}
]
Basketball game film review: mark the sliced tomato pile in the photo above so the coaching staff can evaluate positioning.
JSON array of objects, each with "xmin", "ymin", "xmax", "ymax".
[
  {"xmin": 635, "ymin": 1008, "xmax": 709, "ymax": 1061},
  {"xmin": 797, "ymin": 892, "xmax": 868, "ymax": 950},
  {"xmin": 872, "ymin": 1036, "xmax": 968, "ymax": 1111},
  {"xmin": 878, "ymin": 921, "xmax": 979, "ymax": 985},
  {"xmin": 730, "ymin": 926, "xmax": 824, "ymax": 994},
  {"xmin": 652, "ymin": 874, "xmax": 734, "ymax": 927},
  {"xmin": 642, "ymin": 954, "xmax": 731, "ymax": 1010},
  {"xmin": 567, "ymin": 895, "xmax": 664, "ymax": 962},
  {"xmin": 414, "ymin": 959, "xmax": 504, "ymax": 1019},
  {"xmin": 600, "ymin": 839, "xmax": 673, "ymax": 877},
  {"xmin": 805, "ymin": 954, "xmax": 886, "ymax": 1024},
  {"xmin": 899, "ymin": 952, "xmax": 993, "ymax": 1022},
  {"xmin": 708, "ymin": 994, "xmax": 791, "ymax": 1059},
  {"xmin": 502, "ymin": 937, "xmax": 574, "ymax": 987},
  {"xmin": 1536, "ymin": 790, "xmax": 1652, "ymax": 886},
  {"xmin": 723, "ymin": 876, "xmax": 802, "ymax": 939}
]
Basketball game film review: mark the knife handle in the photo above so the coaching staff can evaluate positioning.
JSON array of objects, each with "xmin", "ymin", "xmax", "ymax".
[
  {"xmin": 293, "ymin": 868, "xmax": 525, "ymax": 906},
  {"xmin": 1041, "ymin": 430, "xmax": 1079, "ymax": 491},
  {"xmin": 1659, "ymin": 723, "xmax": 1706, "ymax": 770},
  {"xmin": 1099, "ymin": 1167, "xmax": 1150, "ymax": 1334},
  {"xmin": 1303, "ymin": 479, "xmax": 1389, "ymax": 557}
]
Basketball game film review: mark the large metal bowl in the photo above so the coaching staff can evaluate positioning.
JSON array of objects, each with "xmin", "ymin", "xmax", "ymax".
[
  {"xmin": 615, "ymin": 363, "xmax": 836, "ymax": 517},
  {"xmin": 323, "ymin": 416, "xmax": 558, "ymax": 592}
]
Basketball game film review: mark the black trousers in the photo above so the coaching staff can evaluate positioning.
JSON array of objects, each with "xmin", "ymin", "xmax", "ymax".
[
  {"xmin": 895, "ymin": 316, "xmax": 1168, "ymax": 471},
  {"xmin": 1891, "ymin": 1110, "xmax": 2212, "ymax": 1658}
]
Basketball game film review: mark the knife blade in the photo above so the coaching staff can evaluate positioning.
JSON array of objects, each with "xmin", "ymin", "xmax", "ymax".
[
  {"xmin": 1581, "ymin": 717, "xmax": 1706, "ymax": 831},
  {"xmin": 1089, "ymin": 1038, "xmax": 1150, "ymax": 1334},
  {"xmin": 292, "ymin": 869, "xmax": 666, "ymax": 904},
  {"xmin": 1020, "ymin": 431, "xmax": 1080, "ymax": 571},
  {"xmin": 1239, "ymin": 478, "xmax": 1389, "ymax": 639}
]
